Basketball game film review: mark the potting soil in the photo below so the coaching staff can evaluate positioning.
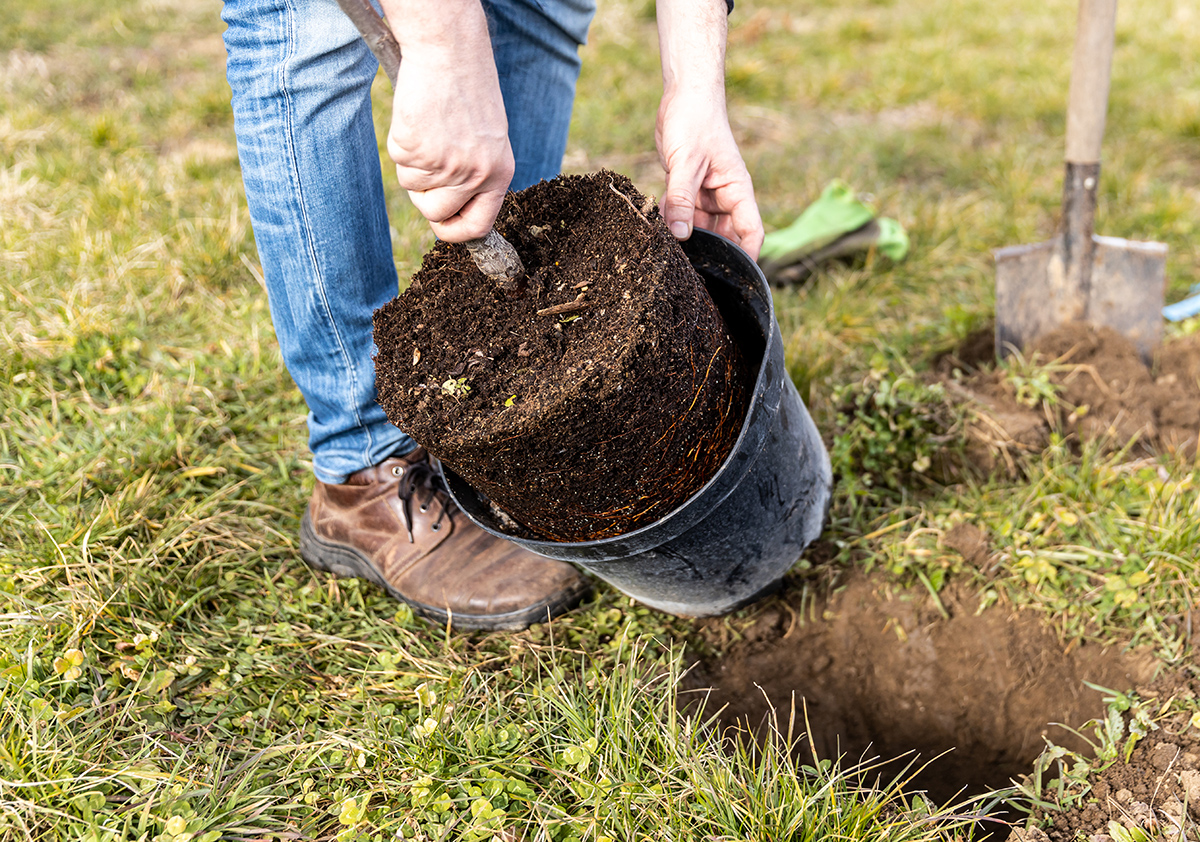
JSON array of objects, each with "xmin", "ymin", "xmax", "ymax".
[{"xmin": 373, "ymin": 171, "xmax": 750, "ymax": 542}]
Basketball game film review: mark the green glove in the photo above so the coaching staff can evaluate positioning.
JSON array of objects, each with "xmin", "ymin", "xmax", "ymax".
[{"xmin": 758, "ymin": 180, "xmax": 909, "ymax": 285}]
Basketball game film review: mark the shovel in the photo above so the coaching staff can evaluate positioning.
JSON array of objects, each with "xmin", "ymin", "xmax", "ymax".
[
  {"xmin": 335, "ymin": 0, "xmax": 526, "ymax": 290},
  {"xmin": 994, "ymin": 0, "xmax": 1166, "ymax": 362}
]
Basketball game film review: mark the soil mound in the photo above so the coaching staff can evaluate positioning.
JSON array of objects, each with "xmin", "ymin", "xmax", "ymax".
[
  {"xmin": 940, "ymin": 324, "xmax": 1200, "ymax": 473},
  {"xmin": 373, "ymin": 171, "xmax": 750, "ymax": 541},
  {"xmin": 684, "ymin": 573, "xmax": 1157, "ymax": 811}
]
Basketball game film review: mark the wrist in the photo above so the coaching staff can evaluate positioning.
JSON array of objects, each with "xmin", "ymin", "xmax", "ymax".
[
  {"xmin": 377, "ymin": 0, "xmax": 491, "ymax": 55},
  {"xmin": 660, "ymin": 84, "xmax": 728, "ymax": 120}
]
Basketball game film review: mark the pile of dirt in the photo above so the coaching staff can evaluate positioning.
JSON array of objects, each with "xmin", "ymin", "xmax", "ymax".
[
  {"xmin": 373, "ymin": 171, "xmax": 749, "ymax": 541},
  {"xmin": 683, "ymin": 572, "xmax": 1157, "ymax": 811},
  {"xmin": 938, "ymin": 324, "xmax": 1200, "ymax": 474},
  {"xmin": 1030, "ymin": 669, "xmax": 1200, "ymax": 842}
]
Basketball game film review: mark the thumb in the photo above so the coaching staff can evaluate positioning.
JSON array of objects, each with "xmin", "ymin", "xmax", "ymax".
[{"xmin": 660, "ymin": 161, "xmax": 703, "ymax": 242}]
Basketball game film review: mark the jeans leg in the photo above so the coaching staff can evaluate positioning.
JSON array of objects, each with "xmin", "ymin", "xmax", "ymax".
[
  {"xmin": 222, "ymin": 0, "xmax": 412, "ymax": 484},
  {"xmin": 485, "ymin": 0, "xmax": 596, "ymax": 190},
  {"xmin": 222, "ymin": 0, "xmax": 593, "ymax": 484}
]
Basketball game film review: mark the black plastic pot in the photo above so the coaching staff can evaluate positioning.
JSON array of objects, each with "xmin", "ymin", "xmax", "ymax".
[{"xmin": 442, "ymin": 229, "xmax": 833, "ymax": 617}]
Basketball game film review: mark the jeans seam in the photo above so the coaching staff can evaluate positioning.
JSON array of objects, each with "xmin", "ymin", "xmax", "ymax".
[{"xmin": 279, "ymin": 0, "xmax": 376, "ymax": 471}]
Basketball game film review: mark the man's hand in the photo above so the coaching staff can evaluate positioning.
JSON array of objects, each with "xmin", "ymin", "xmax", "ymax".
[
  {"xmin": 656, "ymin": 93, "xmax": 763, "ymax": 260},
  {"xmin": 381, "ymin": 0, "xmax": 512, "ymax": 243},
  {"xmin": 655, "ymin": 0, "xmax": 763, "ymax": 260}
]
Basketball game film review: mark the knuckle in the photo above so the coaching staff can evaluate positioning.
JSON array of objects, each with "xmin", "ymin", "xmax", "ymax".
[{"xmin": 409, "ymin": 192, "xmax": 455, "ymax": 224}]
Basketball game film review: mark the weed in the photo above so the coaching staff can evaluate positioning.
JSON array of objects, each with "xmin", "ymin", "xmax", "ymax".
[
  {"xmin": 829, "ymin": 359, "xmax": 962, "ymax": 501},
  {"xmin": 440, "ymin": 376, "xmax": 471, "ymax": 398},
  {"xmin": 998, "ymin": 349, "xmax": 1063, "ymax": 409},
  {"xmin": 1015, "ymin": 685, "xmax": 1160, "ymax": 816}
]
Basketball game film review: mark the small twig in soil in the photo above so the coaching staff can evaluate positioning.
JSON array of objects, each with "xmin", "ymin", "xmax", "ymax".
[
  {"xmin": 608, "ymin": 179, "xmax": 651, "ymax": 226},
  {"xmin": 537, "ymin": 299, "xmax": 590, "ymax": 317}
]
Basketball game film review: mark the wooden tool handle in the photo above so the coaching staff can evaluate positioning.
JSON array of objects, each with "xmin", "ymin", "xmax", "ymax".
[
  {"xmin": 336, "ymin": 0, "xmax": 401, "ymax": 85},
  {"xmin": 1065, "ymin": 0, "xmax": 1117, "ymax": 164},
  {"xmin": 1060, "ymin": 0, "xmax": 1118, "ymax": 292},
  {"xmin": 334, "ymin": 0, "xmax": 526, "ymax": 289}
]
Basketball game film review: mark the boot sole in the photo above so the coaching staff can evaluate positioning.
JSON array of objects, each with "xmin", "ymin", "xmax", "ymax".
[{"xmin": 298, "ymin": 508, "xmax": 589, "ymax": 631}]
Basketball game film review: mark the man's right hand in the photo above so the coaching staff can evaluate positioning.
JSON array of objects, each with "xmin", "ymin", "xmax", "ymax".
[{"xmin": 381, "ymin": 0, "xmax": 512, "ymax": 243}]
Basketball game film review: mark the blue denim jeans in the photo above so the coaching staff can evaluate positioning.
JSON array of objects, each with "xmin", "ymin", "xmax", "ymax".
[{"xmin": 221, "ymin": 0, "xmax": 595, "ymax": 483}]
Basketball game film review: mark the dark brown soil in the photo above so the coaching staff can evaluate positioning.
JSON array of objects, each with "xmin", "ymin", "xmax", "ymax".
[
  {"xmin": 373, "ymin": 172, "xmax": 749, "ymax": 541},
  {"xmin": 938, "ymin": 324, "xmax": 1200, "ymax": 474},
  {"xmin": 683, "ymin": 572, "xmax": 1159, "ymax": 812}
]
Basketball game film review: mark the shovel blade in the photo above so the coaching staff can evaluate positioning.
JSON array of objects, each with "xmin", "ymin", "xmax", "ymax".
[{"xmin": 995, "ymin": 234, "xmax": 1167, "ymax": 362}]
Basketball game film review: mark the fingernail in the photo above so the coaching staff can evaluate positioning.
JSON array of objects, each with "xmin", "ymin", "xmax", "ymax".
[{"xmin": 670, "ymin": 221, "xmax": 689, "ymax": 239}]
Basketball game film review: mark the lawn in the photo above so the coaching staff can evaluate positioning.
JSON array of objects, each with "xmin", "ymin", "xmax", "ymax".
[{"xmin": 1, "ymin": 0, "xmax": 1198, "ymax": 840}]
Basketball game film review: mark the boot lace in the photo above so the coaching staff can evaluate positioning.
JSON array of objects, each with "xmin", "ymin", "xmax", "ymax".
[{"xmin": 391, "ymin": 458, "xmax": 451, "ymax": 543}]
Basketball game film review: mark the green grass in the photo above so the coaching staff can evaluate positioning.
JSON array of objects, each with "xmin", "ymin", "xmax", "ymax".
[{"xmin": 3, "ymin": 0, "xmax": 1199, "ymax": 838}]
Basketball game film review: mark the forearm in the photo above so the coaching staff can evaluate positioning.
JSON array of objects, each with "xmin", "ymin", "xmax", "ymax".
[
  {"xmin": 653, "ymin": 0, "xmax": 762, "ymax": 257},
  {"xmin": 655, "ymin": 0, "xmax": 728, "ymax": 108}
]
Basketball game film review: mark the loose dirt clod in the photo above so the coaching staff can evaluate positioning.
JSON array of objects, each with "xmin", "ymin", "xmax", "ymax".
[
  {"xmin": 373, "ymin": 172, "xmax": 750, "ymax": 541},
  {"xmin": 943, "ymin": 522, "xmax": 992, "ymax": 567}
]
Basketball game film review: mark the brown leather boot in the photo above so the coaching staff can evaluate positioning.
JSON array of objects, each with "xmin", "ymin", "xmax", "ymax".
[{"xmin": 299, "ymin": 449, "xmax": 590, "ymax": 630}]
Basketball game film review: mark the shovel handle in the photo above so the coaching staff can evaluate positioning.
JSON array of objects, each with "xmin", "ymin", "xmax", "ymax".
[
  {"xmin": 1060, "ymin": 0, "xmax": 1117, "ymax": 294},
  {"xmin": 1065, "ymin": 0, "xmax": 1117, "ymax": 164},
  {"xmin": 334, "ymin": 0, "xmax": 526, "ymax": 290}
]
